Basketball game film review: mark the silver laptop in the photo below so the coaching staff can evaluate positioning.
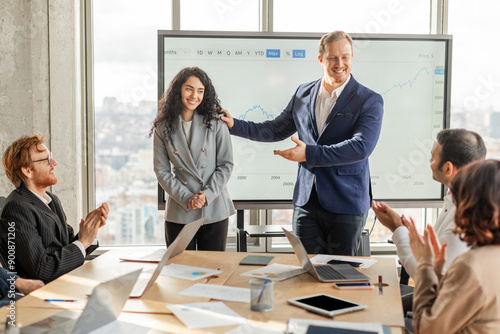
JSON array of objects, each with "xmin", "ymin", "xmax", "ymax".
[
  {"xmin": 282, "ymin": 228, "xmax": 370, "ymax": 283},
  {"xmin": 119, "ymin": 218, "xmax": 205, "ymax": 263},
  {"xmin": 21, "ymin": 269, "xmax": 142, "ymax": 334},
  {"xmin": 128, "ymin": 218, "xmax": 204, "ymax": 298}
]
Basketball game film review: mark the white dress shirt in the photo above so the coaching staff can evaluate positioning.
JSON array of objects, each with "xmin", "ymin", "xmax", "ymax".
[
  {"xmin": 392, "ymin": 193, "xmax": 469, "ymax": 279},
  {"xmin": 315, "ymin": 75, "xmax": 351, "ymax": 134}
]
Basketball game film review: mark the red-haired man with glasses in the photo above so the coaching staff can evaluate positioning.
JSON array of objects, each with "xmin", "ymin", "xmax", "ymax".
[{"xmin": 0, "ymin": 134, "xmax": 109, "ymax": 283}]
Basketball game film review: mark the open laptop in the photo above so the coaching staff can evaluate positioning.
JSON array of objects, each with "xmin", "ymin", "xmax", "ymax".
[
  {"xmin": 21, "ymin": 269, "xmax": 142, "ymax": 334},
  {"xmin": 119, "ymin": 218, "xmax": 205, "ymax": 263},
  {"xmin": 127, "ymin": 218, "xmax": 204, "ymax": 298},
  {"xmin": 282, "ymin": 228, "xmax": 370, "ymax": 283}
]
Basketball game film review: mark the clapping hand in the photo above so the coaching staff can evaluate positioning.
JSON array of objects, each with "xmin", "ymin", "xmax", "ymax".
[{"xmin": 403, "ymin": 215, "xmax": 447, "ymax": 277}]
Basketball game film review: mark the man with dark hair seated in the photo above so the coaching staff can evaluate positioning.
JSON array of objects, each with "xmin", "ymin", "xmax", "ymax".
[
  {"xmin": 374, "ymin": 128, "xmax": 487, "ymax": 279},
  {"xmin": 372, "ymin": 128, "xmax": 487, "ymax": 322}
]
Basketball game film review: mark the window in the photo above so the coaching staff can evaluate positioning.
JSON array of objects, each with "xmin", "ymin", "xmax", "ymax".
[
  {"xmin": 448, "ymin": 1, "xmax": 500, "ymax": 160},
  {"xmin": 180, "ymin": 0, "xmax": 261, "ymax": 31},
  {"xmin": 93, "ymin": 1, "xmax": 172, "ymax": 245},
  {"xmin": 274, "ymin": 0, "xmax": 431, "ymax": 34},
  {"xmin": 92, "ymin": 0, "xmax": 261, "ymax": 246},
  {"xmin": 91, "ymin": 1, "xmax": 446, "ymax": 249}
]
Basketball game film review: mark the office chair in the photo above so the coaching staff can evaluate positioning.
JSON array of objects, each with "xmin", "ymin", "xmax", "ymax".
[{"xmin": 400, "ymin": 265, "xmax": 410, "ymax": 285}]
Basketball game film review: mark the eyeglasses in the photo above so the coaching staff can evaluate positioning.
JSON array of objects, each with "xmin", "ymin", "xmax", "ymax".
[{"xmin": 32, "ymin": 152, "xmax": 53, "ymax": 165}]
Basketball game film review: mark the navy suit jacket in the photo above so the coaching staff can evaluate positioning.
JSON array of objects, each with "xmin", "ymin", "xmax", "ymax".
[
  {"xmin": 231, "ymin": 76, "xmax": 383, "ymax": 214},
  {"xmin": 0, "ymin": 183, "xmax": 97, "ymax": 283}
]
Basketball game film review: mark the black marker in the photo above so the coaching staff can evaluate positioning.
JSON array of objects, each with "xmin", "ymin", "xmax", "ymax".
[{"xmin": 306, "ymin": 309, "xmax": 334, "ymax": 319}]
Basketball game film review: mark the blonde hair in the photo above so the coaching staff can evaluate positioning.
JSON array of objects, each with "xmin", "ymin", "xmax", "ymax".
[{"xmin": 318, "ymin": 31, "xmax": 353, "ymax": 58}]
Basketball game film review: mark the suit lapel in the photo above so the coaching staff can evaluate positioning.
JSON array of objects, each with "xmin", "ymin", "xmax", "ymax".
[
  {"xmin": 165, "ymin": 117, "xmax": 200, "ymax": 178},
  {"xmin": 18, "ymin": 184, "xmax": 69, "ymax": 244},
  {"xmin": 309, "ymin": 79, "xmax": 321, "ymax": 139},
  {"xmin": 47, "ymin": 193, "xmax": 70, "ymax": 243},
  {"xmin": 320, "ymin": 76, "xmax": 357, "ymax": 138}
]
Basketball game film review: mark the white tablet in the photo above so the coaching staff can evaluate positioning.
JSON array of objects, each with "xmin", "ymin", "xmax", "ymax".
[{"xmin": 287, "ymin": 293, "xmax": 366, "ymax": 317}]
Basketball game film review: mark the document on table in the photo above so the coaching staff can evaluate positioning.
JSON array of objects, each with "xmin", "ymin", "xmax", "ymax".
[
  {"xmin": 286, "ymin": 319, "xmax": 384, "ymax": 334},
  {"xmin": 159, "ymin": 263, "xmax": 223, "ymax": 281},
  {"xmin": 224, "ymin": 324, "xmax": 284, "ymax": 334},
  {"xmin": 179, "ymin": 283, "xmax": 251, "ymax": 303},
  {"xmin": 240, "ymin": 263, "xmax": 305, "ymax": 281},
  {"xmin": 310, "ymin": 255, "xmax": 378, "ymax": 268},
  {"xmin": 90, "ymin": 320, "xmax": 160, "ymax": 334},
  {"xmin": 167, "ymin": 301, "xmax": 248, "ymax": 329}
]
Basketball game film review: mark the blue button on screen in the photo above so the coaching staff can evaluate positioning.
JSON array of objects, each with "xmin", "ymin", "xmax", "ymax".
[
  {"xmin": 293, "ymin": 50, "xmax": 306, "ymax": 58},
  {"xmin": 266, "ymin": 49, "xmax": 280, "ymax": 58}
]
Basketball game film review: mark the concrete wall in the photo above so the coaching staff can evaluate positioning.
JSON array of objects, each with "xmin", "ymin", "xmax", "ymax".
[{"xmin": 0, "ymin": 0, "xmax": 83, "ymax": 228}]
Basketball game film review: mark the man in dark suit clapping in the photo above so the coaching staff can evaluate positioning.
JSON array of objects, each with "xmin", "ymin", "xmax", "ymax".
[{"xmin": 0, "ymin": 134, "xmax": 108, "ymax": 283}]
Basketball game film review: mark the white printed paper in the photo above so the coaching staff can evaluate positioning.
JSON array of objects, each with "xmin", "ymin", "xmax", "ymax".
[
  {"xmin": 240, "ymin": 263, "xmax": 305, "ymax": 281},
  {"xmin": 179, "ymin": 283, "xmax": 251, "ymax": 303},
  {"xmin": 224, "ymin": 324, "xmax": 284, "ymax": 334},
  {"xmin": 167, "ymin": 302, "xmax": 248, "ymax": 329},
  {"xmin": 160, "ymin": 263, "xmax": 222, "ymax": 281}
]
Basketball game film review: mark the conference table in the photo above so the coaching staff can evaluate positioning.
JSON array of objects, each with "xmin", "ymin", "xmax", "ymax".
[{"xmin": 1, "ymin": 249, "xmax": 405, "ymax": 333}]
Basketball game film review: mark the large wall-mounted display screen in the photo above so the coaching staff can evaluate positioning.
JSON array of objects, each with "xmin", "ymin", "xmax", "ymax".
[{"xmin": 158, "ymin": 31, "xmax": 451, "ymax": 204}]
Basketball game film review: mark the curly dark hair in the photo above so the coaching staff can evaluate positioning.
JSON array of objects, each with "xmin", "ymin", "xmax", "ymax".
[
  {"xmin": 451, "ymin": 159, "xmax": 500, "ymax": 246},
  {"xmin": 149, "ymin": 67, "xmax": 221, "ymax": 142}
]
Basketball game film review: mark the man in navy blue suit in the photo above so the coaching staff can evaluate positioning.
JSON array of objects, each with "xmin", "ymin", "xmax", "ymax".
[{"xmin": 221, "ymin": 31, "xmax": 384, "ymax": 255}]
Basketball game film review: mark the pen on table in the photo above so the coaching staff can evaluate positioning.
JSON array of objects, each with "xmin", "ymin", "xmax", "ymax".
[
  {"xmin": 44, "ymin": 299, "xmax": 78, "ymax": 302},
  {"xmin": 306, "ymin": 309, "xmax": 334, "ymax": 319},
  {"xmin": 378, "ymin": 275, "xmax": 383, "ymax": 295},
  {"xmin": 257, "ymin": 279, "xmax": 268, "ymax": 303},
  {"xmin": 203, "ymin": 268, "xmax": 220, "ymax": 284}
]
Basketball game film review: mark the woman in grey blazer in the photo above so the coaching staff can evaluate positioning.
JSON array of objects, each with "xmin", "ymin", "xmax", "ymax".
[{"xmin": 150, "ymin": 67, "xmax": 235, "ymax": 251}]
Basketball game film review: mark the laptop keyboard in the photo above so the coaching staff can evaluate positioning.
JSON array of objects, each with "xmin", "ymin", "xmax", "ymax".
[
  {"xmin": 139, "ymin": 249, "xmax": 166, "ymax": 262},
  {"xmin": 315, "ymin": 265, "xmax": 347, "ymax": 280}
]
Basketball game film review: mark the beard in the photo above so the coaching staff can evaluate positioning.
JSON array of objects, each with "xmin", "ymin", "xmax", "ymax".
[{"xmin": 32, "ymin": 170, "xmax": 58, "ymax": 188}]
